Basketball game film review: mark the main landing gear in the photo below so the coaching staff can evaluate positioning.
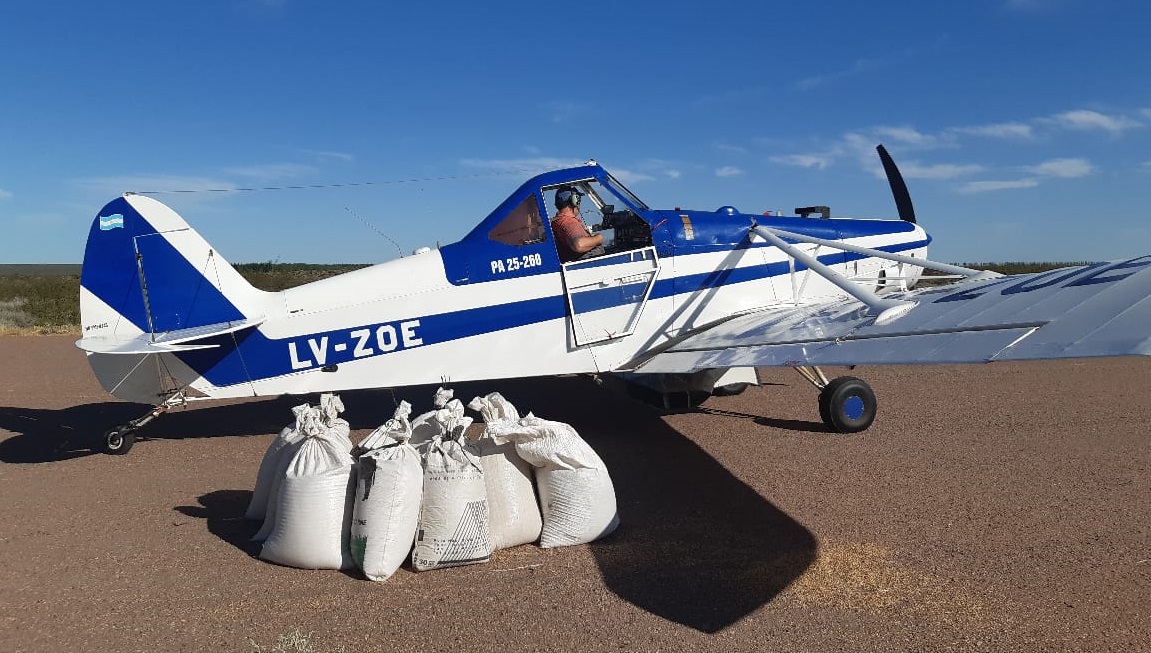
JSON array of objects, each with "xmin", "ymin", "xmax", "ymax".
[
  {"xmin": 101, "ymin": 390, "xmax": 189, "ymax": 455},
  {"xmin": 795, "ymin": 366, "xmax": 877, "ymax": 433}
]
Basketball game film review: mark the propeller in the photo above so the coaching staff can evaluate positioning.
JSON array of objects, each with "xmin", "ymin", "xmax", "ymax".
[{"xmin": 876, "ymin": 144, "xmax": 916, "ymax": 224}]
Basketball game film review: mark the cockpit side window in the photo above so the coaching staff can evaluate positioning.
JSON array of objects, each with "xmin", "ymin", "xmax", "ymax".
[{"xmin": 488, "ymin": 195, "xmax": 546, "ymax": 246}]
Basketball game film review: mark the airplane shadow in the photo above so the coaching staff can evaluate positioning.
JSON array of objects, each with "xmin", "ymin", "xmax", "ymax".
[
  {"xmin": 0, "ymin": 391, "xmax": 409, "ymax": 464},
  {"xmin": 384, "ymin": 377, "xmax": 815, "ymax": 633},
  {"xmin": 0, "ymin": 397, "xmax": 306, "ymax": 464},
  {"xmin": 695, "ymin": 407, "xmax": 830, "ymax": 433}
]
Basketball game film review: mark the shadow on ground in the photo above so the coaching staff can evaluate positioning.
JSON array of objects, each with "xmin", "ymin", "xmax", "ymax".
[
  {"xmin": 4, "ymin": 376, "xmax": 815, "ymax": 631},
  {"xmin": 175, "ymin": 489, "xmax": 262, "ymax": 557},
  {"xmin": 0, "ymin": 390, "xmax": 405, "ymax": 463}
]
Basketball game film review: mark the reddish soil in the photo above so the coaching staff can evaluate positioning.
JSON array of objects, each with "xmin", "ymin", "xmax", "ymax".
[{"xmin": 1, "ymin": 335, "xmax": 1148, "ymax": 652}]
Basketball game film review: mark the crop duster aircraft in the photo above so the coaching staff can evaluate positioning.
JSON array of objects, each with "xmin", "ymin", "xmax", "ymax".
[{"xmin": 78, "ymin": 147, "xmax": 1151, "ymax": 454}]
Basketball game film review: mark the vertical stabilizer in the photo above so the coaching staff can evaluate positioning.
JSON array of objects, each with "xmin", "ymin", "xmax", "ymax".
[{"xmin": 80, "ymin": 194, "xmax": 264, "ymax": 340}]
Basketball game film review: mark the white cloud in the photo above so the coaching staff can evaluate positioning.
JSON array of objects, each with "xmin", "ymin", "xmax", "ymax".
[
  {"xmin": 950, "ymin": 122, "xmax": 1035, "ymax": 140},
  {"xmin": 958, "ymin": 179, "xmax": 1041, "ymax": 194},
  {"xmin": 900, "ymin": 162, "xmax": 984, "ymax": 180},
  {"xmin": 460, "ymin": 157, "xmax": 587, "ymax": 175},
  {"xmin": 75, "ymin": 174, "xmax": 240, "ymax": 196},
  {"xmin": 873, "ymin": 126, "xmax": 940, "ymax": 148},
  {"xmin": 223, "ymin": 163, "xmax": 318, "ymax": 181},
  {"xmin": 1047, "ymin": 109, "xmax": 1141, "ymax": 134},
  {"xmin": 542, "ymin": 101, "xmax": 586, "ymax": 124},
  {"xmin": 611, "ymin": 169, "xmax": 659, "ymax": 185},
  {"xmin": 301, "ymin": 149, "xmax": 355, "ymax": 163},
  {"xmin": 0, "ymin": 189, "xmax": 12, "ymax": 200},
  {"xmin": 715, "ymin": 166, "xmax": 744, "ymax": 177},
  {"xmin": 794, "ymin": 57, "xmax": 883, "ymax": 92},
  {"xmin": 460, "ymin": 157, "xmax": 661, "ymax": 185},
  {"xmin": 715, "ymin": 143, "xmax": 749, "ymax": 155},
  {"xmin": 1027, "ymin": 157, "xmax": 1093, "ymax": 178},
  {"xmin": 770, "ymin": 153, "xmax": 834, "ymax": 169}
]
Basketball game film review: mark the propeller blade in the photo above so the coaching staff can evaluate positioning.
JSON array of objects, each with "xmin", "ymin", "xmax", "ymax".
[{"xmin": 876, "ymin": 144, "xmax": 916, "ymax": 224}]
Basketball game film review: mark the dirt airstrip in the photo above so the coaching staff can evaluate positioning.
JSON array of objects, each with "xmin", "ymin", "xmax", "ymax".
[{"xmin": 1, "ymin": 335, "xmax": 1148, "ymax": 652}]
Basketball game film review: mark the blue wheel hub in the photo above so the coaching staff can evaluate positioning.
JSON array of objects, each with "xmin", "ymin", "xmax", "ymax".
[{"xmin": 842, "ymin": 395, "xmax": 865, "ymax": 420}]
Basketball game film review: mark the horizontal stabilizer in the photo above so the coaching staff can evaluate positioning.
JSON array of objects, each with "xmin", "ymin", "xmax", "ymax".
[{"xmin": 77, "ymin": 316, "xmax": 265, "ymax": 355}]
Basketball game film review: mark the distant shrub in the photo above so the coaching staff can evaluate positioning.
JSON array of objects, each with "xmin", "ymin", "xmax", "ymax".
[
  {"xmin": 0, "ymin": 276, "xmax": 81, "ymax": 333},
  {"xmin": 0, "ymin": 264, "xmax": 370, "ymax": 332}
]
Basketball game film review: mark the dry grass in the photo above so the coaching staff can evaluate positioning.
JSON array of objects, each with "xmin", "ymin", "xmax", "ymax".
[{"xmin": 783, "ymin": 540, "xmax": 1016, "ymax": 636}]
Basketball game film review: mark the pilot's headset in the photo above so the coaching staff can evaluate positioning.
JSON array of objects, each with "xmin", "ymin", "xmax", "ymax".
[{"xmin": 554, "ymin": 186, "xmax": 582, "ymax": 211}]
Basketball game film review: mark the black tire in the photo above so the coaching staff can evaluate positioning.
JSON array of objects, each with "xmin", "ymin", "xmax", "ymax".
[
  {"xmin": 712, "ymin": 382, "xmax": 750, "ymax": 397},
  {"xmin": 818, "ymin": 376, "xmax": 877, "ymax": 433},
  {"xmin": 104, "ymin": 427, "xmax": 136, "ymax": 455}
]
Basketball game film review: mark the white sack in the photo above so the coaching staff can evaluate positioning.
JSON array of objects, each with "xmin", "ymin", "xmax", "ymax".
[
  {"xmin": 350, "ymin": 437, "xmax": 423, "ymax": 581},
  {"xmin": 318, "ymin": 393, "xmax": 352, "ymax": 449},
  {"xmin": 412, "ymin": 412, "xmax": 492, "ymax": 571},
  {"xmin": 251, "ymin": 404, "xmax": 321, "ymax": 542},
  {"xmin": 486, "ymin": 414, "xmax": 618, "ymax": 548},
  {"xmin": 469, "ymin": 394, "xmax": 541, "ymax": 549},
  {"xmin": 245, "ymin": 403, "xmax": 311, "ymax": 521},
  {"xmin": 408, "ymin": 387, "xmax": 462, "ymax": 448},
  {"xmin": 476, "ymin": 437, "xmax": 542, "ymax": 549},
  {"xmin": 259, "ymin": 428, "xmax": 355, "ymax": 570},
  {"xmin": 356, "ymin": 401, "xmax": 413, "ymax": 454}
]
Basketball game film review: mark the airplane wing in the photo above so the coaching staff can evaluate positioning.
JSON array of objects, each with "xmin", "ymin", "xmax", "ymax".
[{"xmin": 631, "ymin": 256, "xmax": 1151, "ymax": 373}]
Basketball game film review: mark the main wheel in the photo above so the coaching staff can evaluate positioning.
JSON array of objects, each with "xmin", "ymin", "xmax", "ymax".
[
  {"xmin": 104, "ymin": 427, "xmax": 136, "ymax": 455},
  {"xmin": 818, "ymin": 376, "xmax": 877, "ymax": 433}
]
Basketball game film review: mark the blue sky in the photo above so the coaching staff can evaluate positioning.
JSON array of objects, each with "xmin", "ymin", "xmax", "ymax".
[{"xmin": 2, "ymin": 0, "xmax": 1150, "ymax": 264}]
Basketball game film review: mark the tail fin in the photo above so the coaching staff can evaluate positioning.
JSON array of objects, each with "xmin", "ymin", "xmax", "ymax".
[{"xmin": 79, "ymin": 194, "xmax": 266, "ymax": 350}]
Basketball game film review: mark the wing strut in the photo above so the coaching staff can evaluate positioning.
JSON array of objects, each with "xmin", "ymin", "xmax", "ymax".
[
  {"xmin": 750, "ymin": 224, "xmax": 917, "ymax": 325},
  {"xmin": 757, "ymin": 225, "xmax": 1000, "ymax": 281}
]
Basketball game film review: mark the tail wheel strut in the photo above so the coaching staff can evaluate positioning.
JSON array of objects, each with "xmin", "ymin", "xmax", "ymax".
[{"xmin": 101, "ymin": 390, "xmax": 188, "ymax": 455}]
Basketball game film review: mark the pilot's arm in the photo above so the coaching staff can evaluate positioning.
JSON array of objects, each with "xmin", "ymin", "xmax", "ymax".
[{"xmin": 568, "ymin": 232, "xmax": 604, "ymax": 255}]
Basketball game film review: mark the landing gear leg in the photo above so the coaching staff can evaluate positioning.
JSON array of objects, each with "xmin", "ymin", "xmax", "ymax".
[
  {"xmin": 102, "ymin": 390, "xmax": 188, "ymax": 455},
  {"xmin": 793, "ymin": 367, "xmax": 878, "ymax": 434}
]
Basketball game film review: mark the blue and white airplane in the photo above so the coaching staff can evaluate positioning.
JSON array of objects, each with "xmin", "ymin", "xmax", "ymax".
[{"xmin": 77, "ymin": 147, "xmax": 1151, "ymax": 453}]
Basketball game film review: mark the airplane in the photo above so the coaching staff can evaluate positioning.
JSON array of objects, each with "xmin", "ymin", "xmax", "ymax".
[{"xmin": 77, "ymin": 146, "xmax": 1151, "ymax": 454}]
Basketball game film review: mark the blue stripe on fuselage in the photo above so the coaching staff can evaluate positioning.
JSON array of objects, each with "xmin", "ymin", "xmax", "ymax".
[{"xmin": 178, "ymin": 238, "xmax": 929, "ymax": 387}]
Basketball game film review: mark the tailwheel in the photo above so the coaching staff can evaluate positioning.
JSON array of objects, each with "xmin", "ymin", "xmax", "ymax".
[
  {"xmin": 104, "ymin": 426, "xmax": 137, "ymax": 455},
  {"xmin": 818, "ymin": 376, "xmax": 877, "ymax": 433}
]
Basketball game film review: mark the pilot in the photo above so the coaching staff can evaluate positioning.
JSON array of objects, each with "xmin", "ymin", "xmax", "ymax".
[{"xmin": 551, "ymin": 186, "xmax": 605, "ymax": 263}]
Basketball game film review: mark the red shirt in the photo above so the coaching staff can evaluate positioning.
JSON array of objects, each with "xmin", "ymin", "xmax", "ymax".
[{"xmin": 552, "ymin": 212, "xmax": 591, "ymax": 262}]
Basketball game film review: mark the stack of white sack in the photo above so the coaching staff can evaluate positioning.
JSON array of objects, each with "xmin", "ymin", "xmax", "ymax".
[
  {"xmin": 349, "ymin": 401, "xmax": 424, "ymax": 581},
  {"xmin": 411, "ymin": 390, "xmax": 493, "ymax": 571},
  {"xmin": 258, "ymin": 395, "xmax": 356, "ymax": 569},
  {"xmin": 467, "ymin": 392, "xmax": 542, "ymax": 550},
  {"xmin": 485, "ymin": 413, "xmax": 619, "ymax": 548}
]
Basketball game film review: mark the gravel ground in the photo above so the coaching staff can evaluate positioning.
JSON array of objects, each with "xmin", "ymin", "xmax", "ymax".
[{"xmin": 1, "ymin": 335, "xmax": 1148, "ymax": 652}]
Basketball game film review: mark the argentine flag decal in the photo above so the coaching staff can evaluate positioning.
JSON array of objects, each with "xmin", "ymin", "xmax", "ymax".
[{"xmin": 99, "ymin": 213, "xmax": 125, "ymax": 231}]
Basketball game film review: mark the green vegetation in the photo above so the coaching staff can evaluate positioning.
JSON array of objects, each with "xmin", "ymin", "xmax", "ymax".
[
  {"xmin": 0, "ymin": 274, "xmax": 84, "ymax": 333},
  {"xmin": 0, "ymin": 261, "xmax": 1092, "ymax": 335},
  {"xmin": 234, "ymin": 262, "xmax": 369, "ymax": 292}
]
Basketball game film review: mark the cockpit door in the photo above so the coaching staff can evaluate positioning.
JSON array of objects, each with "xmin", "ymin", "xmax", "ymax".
[{"xmin": 561, "ymin": 246, "xmax": 659, "ymax": 346}]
